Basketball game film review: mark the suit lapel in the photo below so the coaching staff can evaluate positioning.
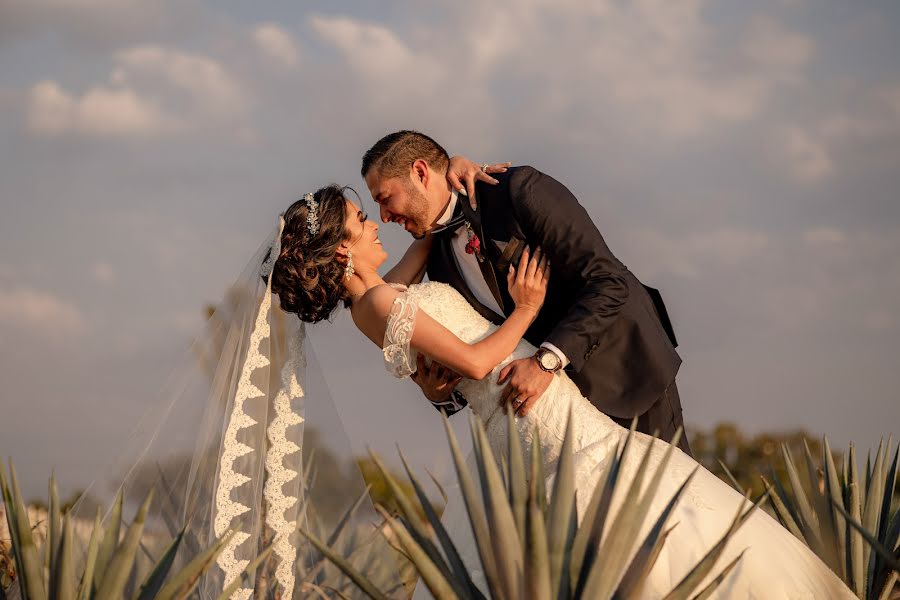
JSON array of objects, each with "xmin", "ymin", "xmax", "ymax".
[{"xmin": 459, "ymin": 198, "xmax": 509, "ymax": 315}]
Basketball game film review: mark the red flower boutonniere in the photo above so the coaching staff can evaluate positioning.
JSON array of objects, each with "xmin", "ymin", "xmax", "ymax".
[{"xmin": 464, "ymin": 221, "xmax": 484, "ymax": 262}]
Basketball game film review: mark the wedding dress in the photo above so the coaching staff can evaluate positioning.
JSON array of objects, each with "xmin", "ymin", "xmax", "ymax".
[{"xmin": 384, "ymin": 281, "xmax": 853, "ymax": 599}]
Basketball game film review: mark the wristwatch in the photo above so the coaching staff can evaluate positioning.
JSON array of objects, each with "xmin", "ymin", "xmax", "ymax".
[{"xmin": 534, "ymin": 347, "xmax": 563, "ymax": 373}]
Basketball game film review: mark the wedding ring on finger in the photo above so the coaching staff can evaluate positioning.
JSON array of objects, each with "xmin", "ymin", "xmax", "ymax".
[
  {"xmin": 481, "ymin": 163, "xmax": 490, "ymax": 172},
  {"xmin": 512, "ymin": 397, "xmax": 523, "ymax": 408}
]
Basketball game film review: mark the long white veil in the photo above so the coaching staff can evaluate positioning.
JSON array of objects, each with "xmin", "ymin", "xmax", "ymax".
[{"xmin": 69, "ymin": 221, "xmax": 405, "ymax": 598}]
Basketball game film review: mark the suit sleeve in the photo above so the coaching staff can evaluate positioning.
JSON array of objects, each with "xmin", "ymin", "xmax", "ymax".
[{"xmin": 509, "ymin": 167, "xmax": 629, "ymax": 373}]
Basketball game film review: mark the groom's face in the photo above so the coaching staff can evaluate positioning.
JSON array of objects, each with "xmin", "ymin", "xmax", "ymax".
[{"xmin": 365, "ymin": 170, "xmax": 432, "ymax": 240}]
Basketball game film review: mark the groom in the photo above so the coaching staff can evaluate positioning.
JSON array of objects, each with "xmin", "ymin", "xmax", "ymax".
[{"xmin": 362, "ymin": 131, "xmax": 691, "ymax": 454}]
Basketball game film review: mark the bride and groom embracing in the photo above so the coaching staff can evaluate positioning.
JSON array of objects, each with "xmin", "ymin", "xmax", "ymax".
[{"xmin": 261, "ymin": 130, "xmax": 851, "ymax": 597}]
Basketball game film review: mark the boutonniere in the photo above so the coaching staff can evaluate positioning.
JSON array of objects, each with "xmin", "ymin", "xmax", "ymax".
[{"xmin": 464, "ymin": 221, "xmax": 484, "ymax": 262}]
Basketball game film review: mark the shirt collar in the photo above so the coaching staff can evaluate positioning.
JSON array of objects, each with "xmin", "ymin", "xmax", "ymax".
[{"xmin": 436, "ymin": 188, "xmax": 467, "ymax": 226}]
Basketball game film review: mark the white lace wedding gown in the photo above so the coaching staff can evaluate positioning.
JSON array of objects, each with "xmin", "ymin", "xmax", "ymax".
[{"xmin": 384, "ymin": 282, "xmax": 853, "ymax": 599}]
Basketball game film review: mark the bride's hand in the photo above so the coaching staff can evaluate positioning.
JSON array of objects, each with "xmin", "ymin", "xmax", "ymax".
[
  {"xmin": 447, "ymin": 156, "xmax": 512, "ymax": 209},
  {"xmin": 507, "ymin": 246, "xmax": 549, "ymax": 314}
]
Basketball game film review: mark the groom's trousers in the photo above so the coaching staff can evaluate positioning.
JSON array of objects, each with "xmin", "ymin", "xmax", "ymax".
[{"xmin": 610, "ymin": 381, "xmax": 692, "ymax": 456}]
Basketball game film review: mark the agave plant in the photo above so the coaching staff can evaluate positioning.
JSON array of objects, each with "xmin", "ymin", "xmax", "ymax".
[
  {"xmin": 762, "ymin": 437, "xmax": 899, "ymax": 600},
  {"xmin": 301, "ymin": 410, "xmax": 761, "ymax": 599},
  {"xmin": 0, "ymin": 461, "xmax": 271, "ymax": 600}
]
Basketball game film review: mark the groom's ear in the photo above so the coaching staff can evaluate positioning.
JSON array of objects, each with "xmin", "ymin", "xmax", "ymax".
[{"xmin": 412, "ymin": 158, "xmax": 430, "ymax": 188}]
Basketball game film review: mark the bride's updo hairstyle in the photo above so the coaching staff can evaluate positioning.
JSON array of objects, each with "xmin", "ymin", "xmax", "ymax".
[{"xmin": 270, "ymin": 184, "xmax": 352, "ymax": 323}]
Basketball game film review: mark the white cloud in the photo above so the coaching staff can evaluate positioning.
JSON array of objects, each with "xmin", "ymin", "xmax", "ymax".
[
  {"xmin": 310, "ymin": 3, "xmax": 815, "ymax": 141},
  {"xmin": 252, "ymin": 23, "xmax": 300, "ymax": 68},
  {"xmin": 26, "ymin": 46, "xmax": 248, "ymax": 139},
  {"xmin": 743, "ymin": 17, "xmax": 814, "ymax": 76},
  {"xmin": 0, "ymin": 286, "xmax": 87, "ymax": 338},
  {"xmin": 28, "ymin": 80, "xmax": 178, "ymax": 137},
  {"xmin": 780, "ymin": 126, "xmax": 833, "ymax": 183}
]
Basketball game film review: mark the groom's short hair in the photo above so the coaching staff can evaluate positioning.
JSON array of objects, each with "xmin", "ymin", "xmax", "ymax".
[{"xmin": 361, "ymin": 130, "xmax": 450, "ymax": 180}]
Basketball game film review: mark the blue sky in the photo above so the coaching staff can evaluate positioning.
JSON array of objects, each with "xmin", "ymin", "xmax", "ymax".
[{"xmin": 1, "ymin": 0, "xmax": 898, "ymax": 499}]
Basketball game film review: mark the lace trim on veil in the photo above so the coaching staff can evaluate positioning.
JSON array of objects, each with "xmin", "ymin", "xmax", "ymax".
[
  {"xmin": 214, "ymin": 288, "xmax": 271, "ymax": 600},
  {"xmin": 263, "ymin": 321, "xmax": 306, "ymax": 600},
  {"xmin": 383, "ymin": 287, "xmax": 418, "ymax": 379}
]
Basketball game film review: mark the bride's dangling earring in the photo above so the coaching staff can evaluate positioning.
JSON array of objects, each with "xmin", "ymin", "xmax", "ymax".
[{"xmin": 344, "ymin": 250, "xmax": 355, "ymax": 280}]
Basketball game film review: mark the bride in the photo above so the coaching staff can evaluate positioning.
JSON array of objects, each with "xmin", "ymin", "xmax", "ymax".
[{"xmin": 268, "ymin": 183, "xmax": 854, "ymax": 598}]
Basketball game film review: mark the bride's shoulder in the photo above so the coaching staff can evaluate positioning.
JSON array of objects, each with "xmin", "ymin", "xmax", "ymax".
[{"xmin": 352, "ymin": 284, "xmax": 403, "ymax": 321}]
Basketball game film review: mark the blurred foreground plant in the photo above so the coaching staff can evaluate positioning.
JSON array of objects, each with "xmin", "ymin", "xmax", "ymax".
[
  {"xmin": 763, "ymin": 437, "xmax": 900, "ymax": 600},
  {"xmin": 302, "ymin": 411, "xmax": 762, "ymax": 599},
  {"xmin": 0, "ymin": 461, "xmax": 271, "ymax": 600}
]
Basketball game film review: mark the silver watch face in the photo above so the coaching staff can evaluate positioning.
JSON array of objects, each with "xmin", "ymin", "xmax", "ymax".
[{"xmin": 539, "ymin": 351, "xmax": 560, "ymax": 370}]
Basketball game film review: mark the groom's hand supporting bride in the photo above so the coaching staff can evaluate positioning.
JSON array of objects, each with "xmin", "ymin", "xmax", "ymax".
[
  {"xmin": 498, "ymin": 359, "xmax": 553, "ymax": 417},
  {"xmin": 410, "ymin": 353, "xmax": 464, "ymax": 409}
]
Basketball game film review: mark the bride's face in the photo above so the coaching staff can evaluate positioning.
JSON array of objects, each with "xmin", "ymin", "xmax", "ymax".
[{"xmin": 341, "ymin": 198, "xmax": 387, "ymax": 270}]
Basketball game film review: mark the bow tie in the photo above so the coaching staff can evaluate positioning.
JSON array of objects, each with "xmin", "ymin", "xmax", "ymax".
[{"xmin": 431, "ymin": 202, "xmax": 467, "ymax": 237}]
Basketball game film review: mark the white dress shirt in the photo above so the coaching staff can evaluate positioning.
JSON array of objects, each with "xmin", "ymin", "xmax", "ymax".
[{"xmin": 435, "ymin": 190, "xmax": 569, "ymax": 368}]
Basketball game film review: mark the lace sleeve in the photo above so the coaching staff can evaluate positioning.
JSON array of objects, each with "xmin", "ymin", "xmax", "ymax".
[{"xmin": 383, "ymin": 289, "xmax": 418, "ymax": 379}]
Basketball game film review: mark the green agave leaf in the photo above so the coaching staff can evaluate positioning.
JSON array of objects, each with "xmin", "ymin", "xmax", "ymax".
[
  {"xmin": 833, "ymin": 500, "xmax": 900, "ymax": 575},
  {"xmin": 367, "ymin": 451, "xmax": 461, "ymax": 596},
  {"xmin": 442, "ymin": 413, "xmax": 503, "ymax": 596},
  {"xmin": 298, "ymin": 526, "xmax": 391, "ymax": 600},
  {"xmin": 525, "ymin": 477, "xmax": 551, "ymax": 600},
  {"xmin": 77, "ymin": 508, "xmax": 103, "ymax": 600},
  {"xmin": 6, "ymin": 462, "xmax": 47, "ymax": 600},
  {"xmin": 215, "ymin": 545, "xmax": 274, "ymax": 600},
  {"xmin": 614, "ymin": 464, "xmax": 699, "ymax": 599},
  {"xmin": 765, "ymin": 465, "xmax": 805, "ymax": 542},
  {"xmin": 398, "ymin": 449, "xmax": 485, "ymax": 600},
  {"xmin": 0, "ymin": 463, "xmax": 27, "ymax": 600},
  {"xmin": 572, "ymin": 427, "xmax": 635, "ymax": 597},
  {"xmin": 376, "ymin": 505, "xmax": 458, "ymax": 600},
  {"xmin": 802, "ymin": 439, "xmax": 841, "ymax": 574},
  {"xmin": 94, "ymin": 488, "xmax": 124, "ymax": 579},
  {"xmin": 823, "ymin": 438, "xmax": 848, "ymax": 581},
  {"xmin": 686, "ymin": 550, "xmax": 745, "ymax": 600},
  {"xmin": 877, "ymin": 438, "xmax": 897, "ymax": 545},
  {"xmin": 781, "ymin": 444, "xmax": 824, "ymax": 554},
  {"xmin": 877, "ymin": 571, "xmax": 898, "ymax": 600},
  {"xmin": 134, "ymin": 528, "xmax": 185, "ymax": 600},
  {"xmin": 531, "ymin": 426, "xmax": 547, "ymax": 515},
  {"xmin": 46, "ymin": 473, "xmax": 61, "ymax": 575},
  {"xmin": 547, "ymin": 409, "xmax": 578, "ymax": 599},
  {"xmin": 759, "ymin": 476, "xmax": 804, "ymax": 542},
  {"xmin": 848, "ymin": 482, "xmax": 865, "ymax": 598},
  {"xmin": 507, "ymin": 408, "xmax": 528, "ymax": 545},
  {"xmin": 661, "ymin": 492, "xmax": 763, "ymax": 600},
  {"xmin": 49, "ymin": 514, "xmax": 76, "ymax": 600},
  {"xmin": 569, "ymin": 456, "xmax": 612, "ymax": 592},
  {"xmin": 586, "ymin": 430, "xmax": 687, "ymax": 600},
  {"xmin": 471, "ymin": 416, "xmax": 523, "ymax": 599},
  {"xmin": 849, "ymin": 446, "xmax": 864, "ymax": 516},
  {"xmin": 95, "ymin": 490, "xmax": 154, "ymax": 600},
  {"xmin": 716, "ymin": 460, "xmax": 743, "ymax": 494},
  {"xmin": 300, "ymin": 485, "xmax": 374, "ymax": 585},
  {"xmin": 153, "ymin": 529, "xmax": 237, "ymax": 600},
  {"xmin": 863, "ymin": 440, "xmax": 886, "ymax": 596}
]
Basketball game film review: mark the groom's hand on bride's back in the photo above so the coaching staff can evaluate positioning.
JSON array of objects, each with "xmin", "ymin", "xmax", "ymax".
[{"xmin": 411, "ymin": 354, "xmax": 463, "ymax": 404}]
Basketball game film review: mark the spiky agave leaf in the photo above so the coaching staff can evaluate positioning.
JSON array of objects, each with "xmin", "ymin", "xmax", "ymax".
[
  {"xmin": 1, "ymin": 462, "xmax": 46, "ymax": 600},
  {"xmin": 94, "ymin": 490, "xmax": 154, "ymax": 600},
  {"xmin": 397, "ymin": 449, "xmax": 485, "ymax": 600},
  {"xmin": 76, "ymin": 508, "xmax": 102, "ymax": 600},
  {"xmin": 441, "ymin": 413, "xmax": 503, "ymax": 595}
]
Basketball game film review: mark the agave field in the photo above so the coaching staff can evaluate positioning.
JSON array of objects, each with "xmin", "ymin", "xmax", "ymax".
[{"xmin": 2, "ymin": 416, "xmax": 898, "ymax": 599}]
